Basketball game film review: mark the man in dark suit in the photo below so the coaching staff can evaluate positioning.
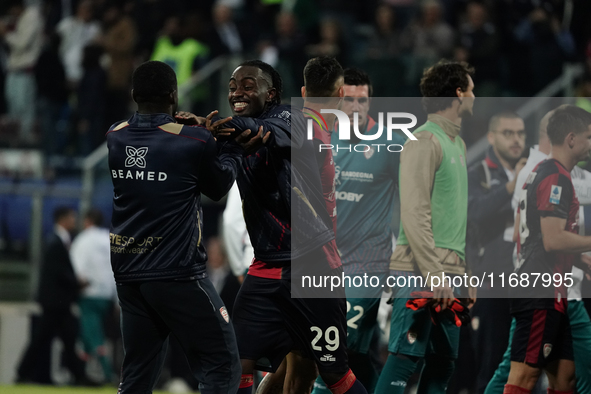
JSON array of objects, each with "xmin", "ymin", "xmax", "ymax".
[
  {"xmin": 16, "ymin": 206, "xmax": 98, "ymax": 386},
  {"xmin": 208, "ymin": 3, "xmax": 245, "ymax": 57}
]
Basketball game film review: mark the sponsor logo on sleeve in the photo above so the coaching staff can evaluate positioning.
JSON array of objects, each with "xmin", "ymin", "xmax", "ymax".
[
  {"xmin": 549, "ymin": 185, "xmax": 562, "ymax": 205},
  {"xmin": 220, "ymin": 306, "xmax": 230, "ymax": 323}
]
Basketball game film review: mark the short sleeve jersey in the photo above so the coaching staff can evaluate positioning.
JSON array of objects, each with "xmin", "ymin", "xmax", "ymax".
[{"xmin": 511, "ymin": 159, "xmax": 579, "ymax": 313}]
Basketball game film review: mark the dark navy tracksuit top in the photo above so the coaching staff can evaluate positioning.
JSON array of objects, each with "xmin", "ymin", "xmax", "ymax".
[{"xmin": 107, "ymin": 113, "xmax": 243, "ymax": 283}]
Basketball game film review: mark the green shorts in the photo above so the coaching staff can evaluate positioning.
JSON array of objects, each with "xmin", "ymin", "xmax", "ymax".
[
  {"xmin": 387, "ymin": 275, "xmax": 460, "ymax": 359},
  {"xmin": 345, "ymin": 297, "xmax": 380, "ymax": 354},
  {"xmin": 343, "ymin": 272, "xmax": 387, "ymax": 354}
]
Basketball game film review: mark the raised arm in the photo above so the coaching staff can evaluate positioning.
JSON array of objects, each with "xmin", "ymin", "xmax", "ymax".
[
  {"xmin": 224, "ymin": 108, "xmax": 307, "ymax": 150},
  {"xmin": 198, "ymin": 133, "xmax": 244, "ymax": 201}
]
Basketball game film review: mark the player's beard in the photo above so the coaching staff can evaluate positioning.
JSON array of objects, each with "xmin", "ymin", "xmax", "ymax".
[
  {"xmin": 498, "ymin": 147, "xmax": 520, "ymax": 167},
  {"xmin": 577, "ymin": 148, "xmax": 591, "ymax": 163},
  {"xmin": 459, "ymin": 105, "xmax": 473, "ymax": 119},
  {"xmin": 458, "ymin": 97, "xmax": 475, "ymax": 119}
]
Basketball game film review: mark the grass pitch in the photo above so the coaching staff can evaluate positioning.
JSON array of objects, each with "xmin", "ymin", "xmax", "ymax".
[{"xmin": 0, "ymin": 386, "xmax": 176, "ymax": 394}]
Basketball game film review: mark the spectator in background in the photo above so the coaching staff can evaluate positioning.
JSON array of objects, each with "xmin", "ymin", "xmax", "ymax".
[
  {"xmin": 208, "ymin": 2, "xmax": 244, "ymax": 58},
  {"xmin": 401, "ymin": 0, "xmax": 454, "ymax": 57},
  {"xmin": 76, "ymin": 44, "xmax": 106, "ymax": 156},
  {"xmin": 56, "ymin": 0, "xmax": 101, "ymax": 86},
  {"xmin": 366, "ymin": 4, "xmax": 401, "ymax": 60},
  {"xmin": 275, "ymin": 11, "xmax": 306, "ymax": 65},
  {"xmin": 250, "ymin": 0, "xmax": 282, "ymax": 40},
  {"xmin": 150, "ymin": 15, "xmax": 209, "ymax": 109},
  {"xmin": 457, "ymin": 2, "xmax": 500, "ymax": 96},
  {"xmin": 381, "ymin": 0, "xmax": 417, "ymax": 29},
  {"xmin": 102, "ymin": 2, "xmax": 137, "ymax": 125},
  {"xmin": 35, "ymin": 32, "xmax": 68, "ymax": 163},
  {"xmin": 514, "ymin": 6, "xmax": 576, "ymax": 93},
  {"xmin": 290, "ymin": 0, "xmax": 319, "ymax": 36},
  {"xmin": 0, "ymin": 0, "xmax": 44, "ymax": 144},
  {"xmin": 126, "ymin": 0, "xmax": 167, "ymax": 60},
  {"xmin": 17, "ymin": 207, "xmax": 99, "ymax": 387},
  {"xmin": 206, "ymin": 237, "xmax": 241, "ymax": 316},
  {"xmin": 576, "ymin": 76, "xmax": 591, "ymax": 113},
  {"xmin": 70, "ymin": 208, "xmax": 116, "ymax": 384},
  {"xmin": 401, "ymin": 0, "xmax": 454, "ymax": 85},
  {"xmin": 466, "ymin": 112, "xmax": 527, "ymax": 394},
  {"xmin": 0, "ymin": 43, "xmax": 6, "ymax": 116},
  {"xmin": 271, "ymin": 11, "xmax": 307, "ymax": 98},
  {"xmin": 306, "ymin": 18, "xmax": 348, "ymax": 66}
]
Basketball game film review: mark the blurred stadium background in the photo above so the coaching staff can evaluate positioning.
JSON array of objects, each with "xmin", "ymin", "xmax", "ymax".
[{"xmin": 0, "ymin": 0, "xmax": 590, "ymax": 391}]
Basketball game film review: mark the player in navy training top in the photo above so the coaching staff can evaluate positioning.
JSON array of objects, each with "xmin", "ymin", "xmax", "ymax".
[
  {"xmin": 507, "ymin": 105, "xmax": 591, "ymax": 394},
  {"xmin": 107, "ymin": 61, "xmax": 249, "ymax": 394},
  {"xmin": 219, "ymin": 59, "xmax": 367, "ymax": 394}
]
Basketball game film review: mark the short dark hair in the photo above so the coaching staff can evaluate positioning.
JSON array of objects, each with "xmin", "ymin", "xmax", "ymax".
[
  {"xmin": 303, "ymin": 56, "xmax": 344, "ymax": 97},
  {"xmin": 132, "ymin": 61, "xmax": 177, "ymax": 104},
  {"xmin": 547, "ymin": 105, "xmax": 591, "ymax": 145},
  {"xmin": 420, "ymin": 60, "xmax": 475, "ymax": 114},
  {"xmin": 85, "ymin": 208, "xmax": 104, "ymax": 227},
  {"xmin": 344, "ymin": 67, "xmax": 372, "ymax": 97},
  {"xmin": 488, "ymin": 111, "xmax": 522, "ymax": 133},
  {"xmin": 240, "ymin": 59, "xmax": 282, "ymax": 105},
  {"xmin": 53, "ymin": 207, "xmax": 75, "ymax": 224}
]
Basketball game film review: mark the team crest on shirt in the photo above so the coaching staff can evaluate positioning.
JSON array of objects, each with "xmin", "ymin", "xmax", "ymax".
[
  {"xmin": 407, "ymin": 330, "xmax": 417, "ymax": 344},
  {"xmin": 334, "ymin": 165, "xmax": 341, "ymax": 185},
  {"xmin": 364, "ymin": 146, "xmax": 375, "ymax": 159},
  {"xmin": 549, "ymin": 185, "xmax": 562, "ymax": 204},
  {"xmin": 543, "ymin": 343, "xmax": 553, "ymax": 358},
  {"xmin": 220, "ymin": 306, "xmax": 229, "ymax": 323},
  {"xmin": 460, "ymin": 154, "xmax": 465, "ymax": 167}
]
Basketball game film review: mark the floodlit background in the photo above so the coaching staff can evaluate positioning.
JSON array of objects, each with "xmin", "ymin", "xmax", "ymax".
[{"xmin": 1, "ymin": 0, "xmax": 591, "ymax": 392}]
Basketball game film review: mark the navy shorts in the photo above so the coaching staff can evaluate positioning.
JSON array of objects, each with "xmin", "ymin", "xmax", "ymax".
[
  {"xmin": 117, "ymin": 278, "xmax": 241, "ymax": 394},
  {"xmin": 233, "ymin": 267, "xmax": 348, "ymax": 374}
]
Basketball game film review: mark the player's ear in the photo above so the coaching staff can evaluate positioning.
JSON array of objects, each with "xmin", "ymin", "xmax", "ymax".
[
  {"xmin": 266, "ymin": 88, "xmax": 276, "ymax": 103},
  {"xmin": 169, "ymin": 90, "xmax": 177, "ymax": 105},
  {"xmin": 301, "ymin": 86, "xmax": 306, "ymax": 98},
  {"xmin": 567, "ymin": 132, "xmax": 576, "ymax": 148},
  {"xmin": 338, "ymin": 85, "xmax": 344, "ymax": 98},
  {"xmin": 130, "ymin": 89, "xmax": 136, "ymax": 103},
  {"xmin": 456, "ymin": 87, "xmax": 463, "ymax": 97},
  {"xmin": 487, "ymin": 131, "xmax": 495, "ymax": 146}
]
